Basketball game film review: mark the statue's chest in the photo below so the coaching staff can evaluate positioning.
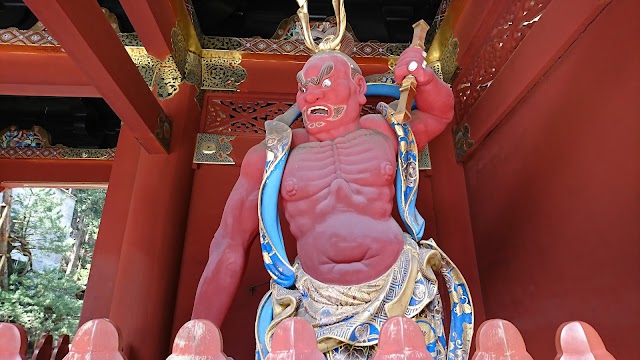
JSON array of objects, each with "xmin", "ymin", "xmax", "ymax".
[{"xmin": 281, "ymin": 130, "xmax": 396, "ymax": 199}]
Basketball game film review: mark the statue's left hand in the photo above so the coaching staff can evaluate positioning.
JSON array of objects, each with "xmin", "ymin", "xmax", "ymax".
[{"xmin": 394, "ymin": 47, "xmax": 436, "ymax": 86}]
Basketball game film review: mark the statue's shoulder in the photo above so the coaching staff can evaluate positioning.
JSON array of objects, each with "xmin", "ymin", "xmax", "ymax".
[
  {"xmin": 291, "ymin": 128, "xmax": 309, "ymax": 148},
  {"xmin": 360, "ymin": 113, "xmax": 396, "ymax": 143}
]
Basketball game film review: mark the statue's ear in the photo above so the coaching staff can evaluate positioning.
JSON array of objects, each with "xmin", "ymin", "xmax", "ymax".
[{"xmin": 355, "ymin": 75, "xmax": 367, "ymax": 105}]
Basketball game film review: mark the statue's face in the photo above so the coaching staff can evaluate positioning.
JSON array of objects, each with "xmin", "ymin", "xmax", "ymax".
[{"xmin": 296, "ymin": 53, "xmax": 366, "ymax": 137}]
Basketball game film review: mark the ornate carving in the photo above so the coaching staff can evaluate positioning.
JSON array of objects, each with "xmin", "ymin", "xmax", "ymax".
[
  {"xmin": 384, "ymin": 44, "xmax": 408, "ymax": 57},
  {"xmin": 418, "ymin": 145, "xmax": 432, "ymax": 170},
  {"xmin": 171, "ymin": 26, "xmax": 201, "ymax": 88},
  {"xmin": 118, "ymin": 33, "xmax": 143, "ymax": 47},
  {"xmin": 365, "ymin": 73, "xmax": 396, "ymax": 85},
  {"xmin": 205, "ymin": 100, "xmax": 295, "ymax": 135},
  {"xmin": 193, "ymin": 133, "xmax": 235, "ymax": 164},
  {"xmin": 185, "ymin": 51, "xmax": 202, "ymax": 86},
  {"xmin": 0, "ymin": 28, "xmax": 57, "ymax": 45},
  {"xmin": 427, "ymin": 36, "xmax": 459, "ymax": 83},
  {"xmin": 155, "ymin": 56, "xmax": 184, "ymax": 100},
  {"xmin": 272, "ymin": 15, "xmax": 358, "ymax": 41},
  {"xmin": 203, "ymin": 36, "xmax": 242, "ymax": 50},
  {"xmin": 428, "ymin": 62, "xmax": 444, "ymax": 82},
  {"xmin": 0, "ymin": 146, "xmax": 114, "ymax": 160},
  {"xmin": 204, "ymin": 98, "xmax": 384, "ymax": 135},
  {"xmin": 60, "ymin": 148, "xmax": 117, "ymax": 160},
  {"xmin": 440, "ymin": 36, "xmax": 459, "ymax": 83},
  {"xmin": 126, "ymin": 47, "xmax": 185, "ymax": 100},
  {"xmin": 453, "ymin": 0, "xmax": 549, "ymax": 122},
  {"xmin": 126, "ymin": 47, "xmax": 161, "ymax": 89},
  {"xmin": 1, "ymin": 126, "xmax": 50, "ymax": 148},
  {"xmin": 171, "ymin": 26, "xmax": 188, "ymax": 80},
  {"xmin": 0, "ymin": 125, "xmax": 115, "ymax": 160},
  {"xmin": 201, "ymin": 51, "xmax": 247, "ymax": 91},
  {"xmin": 453, "ymin": 123, "xmax": 474, "ymax": 161},
  {"xmin": 202, "ymin": 35, "xmax": 407, "ymax": 58},
  {"xmin": 434, "ymin": 0, "xmax": 453, "ymax": 29},
  {"xmin": 425, "ymin": 0, "xmax": 454, "ymax": 47},
  {"xmin": 0, "ymin": 8, "xmax": 116, "ymax": 46},
  {"xmin": 183, "ymin": 0, "xmax": 205, "ymax": 46},
  {"xmin": 154, "ymin": 111, "xmax": 172, "ymax": 151}
]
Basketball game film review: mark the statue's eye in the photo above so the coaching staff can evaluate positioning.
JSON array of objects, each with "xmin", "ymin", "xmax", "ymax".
[
  {"xmin": 300, "ymin": 87, "xmax": 306, "ymax": 93},
  {"xmin": 322, "ymin": 79, "xmax": 331, "ymax": 87}
]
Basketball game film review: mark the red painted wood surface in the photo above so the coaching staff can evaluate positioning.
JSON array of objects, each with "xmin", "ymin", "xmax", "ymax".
[
  {"xmin": 51, "ymin": 335, "xmax": 70, "ymax": 360},
  {"xmin": 32, "ymin": 334, "xmax": 53, "ymax": 360},
  {"xmin": 168, "ymin": 320, "xmax": 227, "ymax": 360},
  {"xmin": 373, "ymin": 317, "xmax": 433, "ymax": 360},
  {"xmin": 118, "ymin": 0, "xmax": 177, "ymax": 58},
  {"xmin": 81, "ymin": 82, "xmax": 200, "ymax": 360},
  {"xmin": 462, "ymin": 0, "xmax": 638, "ymax": 357},
  {"xmin": 0, "ymin": 322, "xmax": 28, "ymax": 360},
  {"xmin": 427, "ymin": 122, "xmax": 486, "ymax": 326},
  {"xmin": 65, "ymin": 319, "xmax": 126, "ymax": 360},
  {"xmin": 0, "ymin": 159, "xmax": 112, "ymax": 188},
  {"xmin": 79, "ymin": 127, "xmax": 142, "ymax": 324},
  {"xmin": 0, "ymin": 46, "xmax": 98, "ymax": 97},
  {"xmin": 23, "ymin": 0, "xmax": 168, "ymax": 154},
  {"xmin": 472, "ymin": 319, "xmax": 533, "ymax": 360},
  {"xmin": 266, "ymin": 318, "xmax": 324, "ymax": 360},
  {"xmin": 456, "ymin": 0, "xmax": 611, "ymax": 162},
  {"xmin": 555, "ymin": 321, "xmax": 615, "ymax": 360}
]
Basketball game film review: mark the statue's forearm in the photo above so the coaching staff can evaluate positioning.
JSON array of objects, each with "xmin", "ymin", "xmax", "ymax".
[
  {"xmin": 192, "ymin": 234, "xmax": 249, "ymax": 327},
  {"xmin": 415, "ymin": 78, "xmax": 455, "ymax": 121},
  {"xmin": 192, "ymin": 144, "xmax": 264, "ymax": 326}
]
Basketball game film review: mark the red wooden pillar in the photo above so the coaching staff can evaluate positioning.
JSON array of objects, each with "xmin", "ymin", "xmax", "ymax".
[
  {"xmin": 75, "ymin": 1, "xmax": 202, "ymax": 359},
  {"xmin": 81, "ymin": 86, "xmax": 200, "ymax": 360},
  {"xmin": 428, "ymin": 125, "xmax": 486, "ymax": 323}
]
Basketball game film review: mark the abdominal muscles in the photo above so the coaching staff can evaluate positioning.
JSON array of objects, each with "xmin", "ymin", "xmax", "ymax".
[{"xmin": 280, "ymin": 130, "xmax": 406, "ymax": 285}]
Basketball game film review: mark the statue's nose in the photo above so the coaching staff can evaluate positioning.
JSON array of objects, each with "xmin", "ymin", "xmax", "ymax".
[{"xmin": 304, "ymin": 89, "xmax": 324, "ymax": 103}]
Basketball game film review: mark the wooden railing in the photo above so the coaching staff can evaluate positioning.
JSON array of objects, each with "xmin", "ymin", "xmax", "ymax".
[
  {"xmin": 1, "ymin": 317, "xmax": 617, "ymax": 359},
  {"xmin": 0, "ymin": 323, "xmax": 70, "ymax": 360}
]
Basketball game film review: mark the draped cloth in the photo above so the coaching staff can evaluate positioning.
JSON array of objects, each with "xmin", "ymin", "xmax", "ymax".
[{"xmin": 256, "ymin": 235, "xmax": 473, "ymax": 360}]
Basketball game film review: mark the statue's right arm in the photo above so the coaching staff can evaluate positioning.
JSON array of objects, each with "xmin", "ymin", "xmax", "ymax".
[{"xmin": 191, "ymin": 141, "xmax": 266, "ymax": 327}]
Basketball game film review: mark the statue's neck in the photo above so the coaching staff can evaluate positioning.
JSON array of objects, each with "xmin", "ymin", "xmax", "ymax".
[{"xmin": 308, "ymin": 120, "xmax": 361, "ymax": 142}]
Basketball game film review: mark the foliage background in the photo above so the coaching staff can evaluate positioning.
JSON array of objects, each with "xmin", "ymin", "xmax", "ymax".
[{"xmin": 0, "ymin": 188, "xmax": 106, "ymax": 351}]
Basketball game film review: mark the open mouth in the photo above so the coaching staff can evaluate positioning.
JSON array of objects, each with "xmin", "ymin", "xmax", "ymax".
[{"xmin": 308, "ymin": 106, "xmax": 330, "ymax": 116}]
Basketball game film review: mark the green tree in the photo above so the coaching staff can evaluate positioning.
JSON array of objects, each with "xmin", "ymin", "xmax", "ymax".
[
  {"xmin": 10, "ymin": 188, "xmax": 69, "ymax": 258},
  {"xmin": 0, "ymin": 270, "xmax": 83, "ymax": 344},
  {"xmin": 66, "ymin": 189, "xmax": 106, "ymax": 275},
  {"xmin": 0, "ymin": 188, "xmax": 106, "ymax": 352}
]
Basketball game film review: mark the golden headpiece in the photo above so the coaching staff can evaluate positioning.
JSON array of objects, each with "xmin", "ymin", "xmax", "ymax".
[{"xmin": 296, "ymin": 0, "xmax": 347, "ymax": 52}]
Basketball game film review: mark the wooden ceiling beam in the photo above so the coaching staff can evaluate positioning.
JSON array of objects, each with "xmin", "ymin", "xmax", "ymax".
[
  {"xmin": 0, "ymin": 159, "xmax": 112, "ymax": 186},
  {"xmin": 0, "ymin": 45, "xmax": 99, "ymax": 97},
  {"xmin": 22, "ymin": 0, "xmax": 170, "ymax": 154},
  {"xmin": 118, "ymin": 0, "xmax": 177, "ymax": 58}
]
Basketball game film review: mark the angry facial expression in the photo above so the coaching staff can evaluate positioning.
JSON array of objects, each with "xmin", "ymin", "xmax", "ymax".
[{"xmin": 296, "ymin": 53, "xmax": 366, "ymax": 137}]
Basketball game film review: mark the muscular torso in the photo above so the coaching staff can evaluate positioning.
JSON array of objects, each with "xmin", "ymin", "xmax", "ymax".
[{"xmin": 281, "ymin": 127, "xmax": 405, "ymax": 285}]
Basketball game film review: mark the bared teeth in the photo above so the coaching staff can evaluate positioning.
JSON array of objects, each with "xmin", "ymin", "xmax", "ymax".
[{"xmin": 308, "ymin": 106, "xmax": 329, "ymax": 116}]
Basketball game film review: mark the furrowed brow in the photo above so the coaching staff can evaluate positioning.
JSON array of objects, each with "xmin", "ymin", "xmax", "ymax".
[
  {"xmin": 318, "ymin": 62, "xmax": 334, "ymax": 80},
  {"xmin": 296, "ymin": 71, "xmax": 305, "ymax": 85}
]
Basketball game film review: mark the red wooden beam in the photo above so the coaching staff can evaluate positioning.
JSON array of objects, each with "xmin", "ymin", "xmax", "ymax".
[
  {"xmin": 119, "ymin": 0, "xmax": 177, "ymax": 57},
  {"xmin": 22, "ymin": 0, "xmax": 170, "ymax": 154},
  {"xmin": 0, "ymin": 159, "xmax": 112, "ymax": 186},
  {"xmin": 0, "ymin": 45, "xmax": 99, "ymax": 97}
]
